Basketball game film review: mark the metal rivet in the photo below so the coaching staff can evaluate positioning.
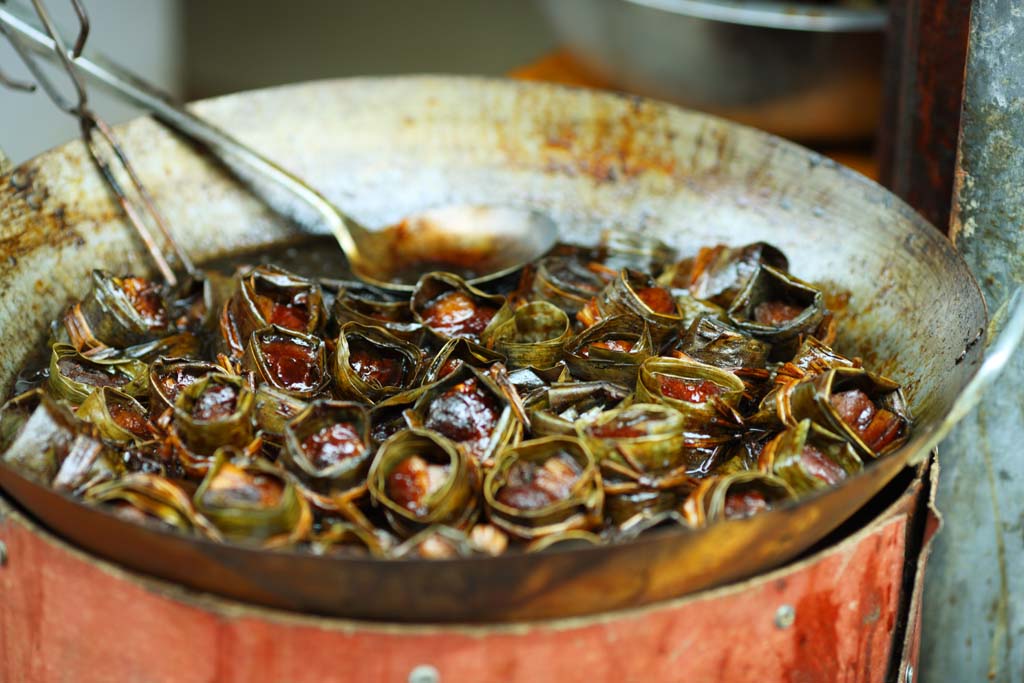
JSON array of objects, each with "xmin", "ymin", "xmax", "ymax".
[
  {"xmin": 905, "ymin": 665, "xmax": 914, "ymax": 683},
  {"xmin": 9, "ymin": 170, "xmax": 29, "ymax": 191},
  {"xmin": 0, "ymin": 540, "xmax": 7, "ymax": 566},
  {"xmin": 774, "ymin": 604, "xmax": 795, "ymax": 629},
  {"xmin": 408, "ymin": 664, "xmax": 440, "ymax": 683}
]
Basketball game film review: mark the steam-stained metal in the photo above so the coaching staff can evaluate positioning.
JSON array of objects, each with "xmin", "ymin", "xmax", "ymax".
[{"xmin": 924, "ymin": 1, "xmax": 1024, "ymax": 681}]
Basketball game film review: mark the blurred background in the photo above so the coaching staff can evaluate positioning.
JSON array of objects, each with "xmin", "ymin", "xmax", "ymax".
[
  {"xmin": 0, "ymin": 0, "xmax": 883, "ymax": 173},
  {"xmin": 0, "ymin": 0, "xmax": 559, "ymax": 164}
]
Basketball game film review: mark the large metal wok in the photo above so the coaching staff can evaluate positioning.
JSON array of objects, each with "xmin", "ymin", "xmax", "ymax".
[{"xmin": 0, "ymin": 76, "xmax": 1006, "ymax": 622}]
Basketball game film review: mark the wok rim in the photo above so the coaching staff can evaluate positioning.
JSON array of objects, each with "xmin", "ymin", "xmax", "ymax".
[
  {"xmin": 0, "ymin": 74, "xmax": 986, "ymax": 621},
  {"xmin": 620, "ymin": 0, "xmax": 888, "ymax": 32}
]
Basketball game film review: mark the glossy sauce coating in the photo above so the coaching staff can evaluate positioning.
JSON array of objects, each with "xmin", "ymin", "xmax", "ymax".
[
  {"xmin": 657, "ymin": 375, "xmax": 723, "ymax": 403},
  {"xmin": 424, "ymin": 377, "xmax": 500, "ymax": 457},
  {"xmin": 349, "ymin": 346, "xmax": 406, "ymax": 386},
  {"xmin": 386, "ymin": 454, "xmax": 450, "ymax": 516},
  {"xmin": 260, "ymin": 338, "xmax": 321, "ymax": 393},
  {"xmin": 437, "ymin": 357, "xmax": 463, "ymax": 379},
  {"xmin": 830, "ymin": 389, "xmax": 904, "ymax": 452},
  {"xmin": 191, "ymin": 383, "xmax": 238, "ymax": 421},
  {"xmin": 254, "ymin": 287, "xmax": 311, "ymax": 331},
  {"xmin": 421, "ymin": 290, "xmax": 498, "ymax": 341},
  {"xmin": 581, "ymin": 338, "xmax": 635, "ymax": 357},
  {"xmin": 496, "ymin": 451, "xmax": 581, "ymax": 511},
  {"xmin": 156, "ymin": 366, "xmax": 210, "ymax": 405},
  {"xmin": 635, "ymin": 286, "xmax": 676, "ymax": 315},
  {"xmin": 121, "ymin": 277, "xmax": 168, "ymax": 330},
  {"xmin": 753, "ymin": 300, "xmax": 804, "ymax": 325},
  {"xmin": 108, "ymin": 400, "xmax": 152, "ymax": 437},
  {"xmin": 301, "ymin": 422, "xmax": 365, "ymax": 469}
]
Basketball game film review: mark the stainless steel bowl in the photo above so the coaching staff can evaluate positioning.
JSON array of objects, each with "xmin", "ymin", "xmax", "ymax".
[{"xmin": 537, "ymin": 0, "xmax": 887, "ymax": 142}]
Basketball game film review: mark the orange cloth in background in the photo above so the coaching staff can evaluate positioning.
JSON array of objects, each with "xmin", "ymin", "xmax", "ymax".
[{"xmin": 510, "ymin": 50, "xmax": 879, "ymax": 181}]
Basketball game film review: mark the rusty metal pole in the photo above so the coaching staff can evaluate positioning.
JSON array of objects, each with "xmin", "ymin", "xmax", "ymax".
[
  {"xmin": 922, "ymin": 1, "xmax": 1024, "ymax": 681},
  {"xmin": 878, "ymin": 0, "xmax": 970, "ymax": 232}
]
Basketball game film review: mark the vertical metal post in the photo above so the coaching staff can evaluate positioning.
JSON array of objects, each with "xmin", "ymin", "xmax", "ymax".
[
  {"xmin": 923, "ymin": 1, "xmax": 1024, "ymax": 681},
  {"xmin": 878, "ymin": 0, "xmax": 970, "ymax": 232}
]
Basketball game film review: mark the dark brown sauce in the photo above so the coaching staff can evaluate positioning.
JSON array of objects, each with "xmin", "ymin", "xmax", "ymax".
[
  {"xmin": 301, "ymin": 422, "xmax": 365, "ymax": 469},
  {"xmin": 424, "ymin": 377, "xmax": 500, "ymax": 458},
  {"xmin": 57, "ymin": 357, "xmax": 128, "ymax": 388},
  {"xmin": 157, "ymin": 365, "xmax": 211, "ymax": 405},
  {"xmin": 421, "ymin": 290, "xmax": 498, "ymax": 341},
  {"xmin": 191, "ymin": 383, "xmax": 238, "ymax": 421},
  {"xmin": 260, "ymin": 338, "xmax": 321, "ymax": 392},
  {"xmin": 349, "ymin": 345, "xmax": 406, "ymax": 387},
  {"xmin": 254, "ymin": 290, "xmax": 311, "ymax": 331},
  {"xmin": 635, "ymin": 286, "xmax": 676, "ymax": 315},
  {"xmin": 657, "ymin": 375, "xmax": 723, "ymax": 403},
  {"xmin": 831, "ymin": 388, "xmax": 902, "ymax": 451},
  {"xmin": 108, "ymin": 401, "xmax": 151, "ymax": 437},
  {"xmin": 121, "ymin": 277, "xmax": 168, "ymax": 329},
  {"xmin": 386, "ymin": 454, "xmax": 450, "ymax": 516},
  {"xmin": 754, "ymin": 300, "xmax": 805, "ymax": 325},
  {"xmin": 496, "ymin": 451, "xmax": 581, "ymax": 511},
  {"xmin": 588, "ymin": 410, "xmax": 659, "ymax": 439}
]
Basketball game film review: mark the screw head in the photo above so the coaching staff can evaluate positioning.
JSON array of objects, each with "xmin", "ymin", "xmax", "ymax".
[
  {"xmin": 408, "ymin": 664, "xmax": 440, "ymax": 683},
  {"xmin": 774, "ymin": 604, "xmax": 795, "ymax": 629}
]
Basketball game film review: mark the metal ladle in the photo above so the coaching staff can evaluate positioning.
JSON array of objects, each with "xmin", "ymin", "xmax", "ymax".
[{"xmin": 0, "ymin": 0, "xmax": 559, "ymax": 292}]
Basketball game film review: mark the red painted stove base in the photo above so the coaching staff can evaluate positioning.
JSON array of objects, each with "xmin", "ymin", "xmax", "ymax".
[{"xmin": 0, "ymin": 469, "xmax": 935, "ymax": 683}]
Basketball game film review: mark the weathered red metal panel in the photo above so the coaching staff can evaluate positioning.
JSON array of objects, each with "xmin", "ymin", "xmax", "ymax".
[{"xmin": 0, "ymin": 493, "xmax": 919, "ymax": 683}]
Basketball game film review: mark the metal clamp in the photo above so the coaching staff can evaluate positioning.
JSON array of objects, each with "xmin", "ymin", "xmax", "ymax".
[{"xmin": 774, "ymin": 604, "xmax": 795, "ymax": 629}]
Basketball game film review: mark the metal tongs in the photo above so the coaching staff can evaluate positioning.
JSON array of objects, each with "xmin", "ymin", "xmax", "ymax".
[
  {"xmin": 0, "ymin": 0, "xmax": 560, "ymax": 293},
  {"xmin": 0, "ymin": 0, "xmax": 194, "ymax": 286}
]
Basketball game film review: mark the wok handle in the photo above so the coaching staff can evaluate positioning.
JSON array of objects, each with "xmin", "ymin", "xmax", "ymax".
[
  {"xmin": 909, "ymin": 287, "xmax": 1024, "ymax": 464},
  {"xmin": 0, "ymin": 1, "xmax": 357, "ymax": 250}
]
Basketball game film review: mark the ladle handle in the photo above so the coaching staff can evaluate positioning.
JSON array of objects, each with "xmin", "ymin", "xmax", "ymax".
[
  {"xmin": 0, "ymin": 1, "xmax": 359, "ymax": 256},
  {"xmin": 908, "ymin": 287, "xmax": 1024, "ymax": 465}
]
